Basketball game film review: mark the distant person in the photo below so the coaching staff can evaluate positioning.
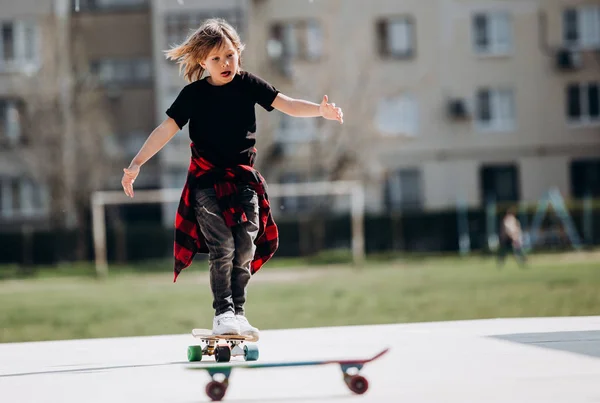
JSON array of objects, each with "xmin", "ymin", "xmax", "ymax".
[
  {"xmin": 498, "ymin": 207, "xmax": 527, "ymax": 267},
  {"xmin": 120, "ymin": 19, "xmax": 343, "ymax": 338}
]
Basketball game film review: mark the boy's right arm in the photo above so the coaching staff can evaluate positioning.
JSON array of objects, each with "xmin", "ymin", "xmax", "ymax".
[{"xmin": 121, "ymin": 117, "xmax": 180, "ymax": 198}]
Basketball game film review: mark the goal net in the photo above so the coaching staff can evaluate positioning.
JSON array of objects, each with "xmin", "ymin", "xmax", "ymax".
[{"xmin": 91, "ymin": 180, "xmax": 365, "ymax": 277}]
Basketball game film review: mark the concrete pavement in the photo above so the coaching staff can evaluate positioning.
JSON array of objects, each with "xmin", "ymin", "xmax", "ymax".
[{"xmin": 1, "ymin": 316, "xmax": 600, "ymax": 402}]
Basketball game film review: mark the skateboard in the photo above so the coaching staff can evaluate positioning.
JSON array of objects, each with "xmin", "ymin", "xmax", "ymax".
[
  {"xmin": 185, "ymin": 347, "xmax": 390, "ymax": 401},
  {"xmin": 187, "ymin": 329, "xmax": 260, "ymax": 363}
]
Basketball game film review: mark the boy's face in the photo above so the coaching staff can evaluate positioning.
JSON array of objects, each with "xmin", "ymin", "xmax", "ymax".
[{"xmin": 201, "ymin": 38, "xmax": 239, "ymax": 86}]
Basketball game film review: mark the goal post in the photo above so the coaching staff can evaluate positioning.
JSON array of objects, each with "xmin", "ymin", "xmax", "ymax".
[{"xmin": 91, "ymin": 180, "xmax": 365, "ymax": 277}]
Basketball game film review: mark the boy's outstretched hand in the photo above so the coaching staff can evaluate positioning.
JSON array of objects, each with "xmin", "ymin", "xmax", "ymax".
[
  {"xmin": 121, "ymin": 164, "xmax": 140, "ymax": 198},
  {"xmin": 319, "ymin": 95, "xmax": 344, "ymax": 124}
]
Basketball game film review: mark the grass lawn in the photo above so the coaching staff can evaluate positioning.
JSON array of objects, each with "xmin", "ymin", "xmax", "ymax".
[{"xmin": 1, "ymin": 251, "xmax": 599, "ymax": 343}]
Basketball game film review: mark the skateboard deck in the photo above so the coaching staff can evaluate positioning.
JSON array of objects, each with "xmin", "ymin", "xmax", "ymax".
[
  {"xmin": 187, "ymin": 329, "xmax": 259, "ymax": 364},
  {"xmin": 185, "ymin": 347, "xmax": 390, "ymax": 401},
  {"xmin": 192, "ymin": 328, "xmax": 258, "ymax": 342}
]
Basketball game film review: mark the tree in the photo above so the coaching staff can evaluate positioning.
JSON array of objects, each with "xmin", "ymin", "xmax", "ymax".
[
  {"xmin": 12, "ymin": 6, "xmax": 117, "ymax": 261},
  {"xmin": 250, "ymin": 0, "xmax": 400, "ymax": 256}
]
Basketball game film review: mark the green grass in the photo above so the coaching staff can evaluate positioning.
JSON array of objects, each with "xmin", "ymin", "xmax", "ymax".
[{"xmin": 1, "ymin": 251, "xmax": 600, "ymax": 343}]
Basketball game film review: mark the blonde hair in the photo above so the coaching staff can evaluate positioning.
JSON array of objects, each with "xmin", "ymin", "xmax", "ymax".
[{"xmin": 164, "ymin": 18, "xmax": 245, "ymax": 83}]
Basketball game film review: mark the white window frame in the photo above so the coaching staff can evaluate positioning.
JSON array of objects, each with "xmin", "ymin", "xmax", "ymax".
[
  {"xmin": 376, "ymin": 93, "xmax": 419, "ymax": 137},
  {"xmin": 382, "ymin": 17, "xmax": 415, "ymax": 58},
  {"xmin": 281, "ymin": 23, "xmax": 299, "ymax": 58},
  {"xmin": 0, "ymin": 100, "xmax": 22, "ymax": 145},
  {"xmin": 164, "ymin": 11, "xmax": 242, "ymax": 51},
  {"xmin": 563, "ymin": 5, "xmax": 600, "ymax": 50},
  {"xmin": 96, "ymin": 0, "xmax": 147, "ymax": 7},
  {"xmin": 305, "ymin": 20, "xmax": 322, "ymax": 61},
  {"xmin": 275, "ymin": 113, "xmax": 317, "ymax": 143},
  {"xmin": 386, "ymin": 168, "xmax": 424, "ymax": 211},
  {"xmin": 0, "ymin": 177, "xmax": 47, "ymax": 219},
  {"xmin": 269, "ymin": 19, "xmax": 323, "ymax": 61},
  {"xmin": 566, "ymin": 82, "xmax": 600, "ymax": 127},
  {"xmin": 0, "ymin": 20, "xmax": 40, "ymax": 73},
  {"xmin": 475, "ymin": 88, "xmax": 516, "ymax": 133},
  {"xmin": 472, "ymin": 11, "xmax": 513, "ymax": 56},
  {"xmin": 162, "ymin": 166, "xmax": 188, "ymax": 191},
  {"xmin": 0, "ymin": 178, "xmax": 11, "ymax": 218},
  {"xmin": 77, "ymin": 0, "xmax": 148, "ymax": 11},
  {"xmin": 93, "ymin": 58, "xmax": 153, "ymax": 85}
]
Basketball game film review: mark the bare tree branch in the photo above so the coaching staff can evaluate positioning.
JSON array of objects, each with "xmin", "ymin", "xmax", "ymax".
[{"xmin": 11, "ymin": 14, "xmax": 117, "ymax": 258}]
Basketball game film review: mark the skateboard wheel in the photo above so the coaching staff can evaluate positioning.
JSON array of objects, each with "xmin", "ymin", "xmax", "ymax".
[
  {"xmin": 215, "ymin": 345, "xmax": 231, "ymax": 363},
  {"xmin": 244, "ymin": 344, "xmax": 259, "ymax": 361},
  {"xmin": 346, "ymin": 375, "xmax": 369, "ymax": 395},
  {"xmin": 205, "ymin": 380, "xmax": 227, "ymax": 401},
  {"xmin": 187, "ymin": 345, "xmax": 203, "ymax": 362}
]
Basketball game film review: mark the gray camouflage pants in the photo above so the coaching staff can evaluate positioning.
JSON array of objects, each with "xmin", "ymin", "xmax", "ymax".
[{"xmin": 193, "ymin": 185, "xmax": 259, "ymax": 316}]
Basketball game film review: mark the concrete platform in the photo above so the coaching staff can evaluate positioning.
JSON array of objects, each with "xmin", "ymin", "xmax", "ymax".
[{"xmin": 1, "ymin": 316, "xmax": 600, "ymax": 402}]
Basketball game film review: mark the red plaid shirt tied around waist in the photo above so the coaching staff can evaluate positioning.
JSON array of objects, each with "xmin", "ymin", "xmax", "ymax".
[{"xmin": 173, "ymin": 145, "xmax": 279, "ymax": 282}]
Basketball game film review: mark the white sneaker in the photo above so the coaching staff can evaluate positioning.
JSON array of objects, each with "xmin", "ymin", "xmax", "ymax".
[
  {"xmin": 212, "ymin": 311, "xmax": 240, "ymax": 335},
  {"xmin": 236, "ymin": 314, "xmax": 259, "ymax": 339}
]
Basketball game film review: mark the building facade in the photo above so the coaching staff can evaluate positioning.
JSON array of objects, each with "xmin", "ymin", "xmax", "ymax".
[
  {"xmin": 0, "ymin": 0, "xmax": 51, "ymax": 229},
  {"xmin": 72, "ymin": 0, "xmax": 158, "ymax": 190},
  {"xmin": 244, "ymin": 0, "xmax": 600, "ymax": 214},
  {"xmin": 0, "ymin": 0, "xmax": 158, "ymax": 230},
  {"xmin": 1, "ymin": 0, "xmax": 599, "ymax": 232}
]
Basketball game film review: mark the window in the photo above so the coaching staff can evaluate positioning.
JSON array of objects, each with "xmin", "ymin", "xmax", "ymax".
[
  {"xmin": 123, "ymin": 131, "xmax": 147, "ymax": 157},
  {"xmin": 268, "ymin": 19, "xmax": 323, "ymax": 61},
  {"xmin": 570, "ymin": 158, "xmax": 600, "ymax": 198},
  {"xmin": 376, "ymin": 93, "xmax": 419, "ymax": 136},
  {"xmin": 165, "ymin": 11, "xmax": 243, "ymax": 48},
  {"xmin": 2, "ymin": 24, "xmax": 14, "ymax": 62},
  {"xmin": 376, "ymin": 17, "xmax": 415, "ymax": 59},
  {"xmin": 480, "ymin": 164, "xmax": 520, "ymax": 205},
  {"xmin": 475, "ymin": 88, "xmax": 515, "ymax": 132},
  {"xmin": 163, "ymin": 167, "xmax": 187, "ymax": 190},
  {"xmin": 0, "ymin": 177, "xmax": 47, "ymax": 218},
  {"xmin": 73, "ymin": 0, "xmax": 148, "ymax": 11},
  {"xmin": 0, "ymin": 100, "xmax": 23, "ymax": 146},
  {"xmin": 278, "ymin": 172, "xmax": 310, "ymax": 213},
  {"xmin": 472, "ymin": 12, "xmax": 512, "ymax": 55},
  {"xmin": 385, "ymin": 168, "xmax": 423, "ymax": 211},
  {"xmin": 91, "ymin": 58, "xmax": 153, "ymax": 85},
  {"xmin": 0, "ymin": 20, "xmax": 39, "ymax": 72},
  {"xmin": 275, "ymin": 113, "xmax": 317, "ymax": 143},
  {"xmin": 566, "ymin": 82, "xmax": 600, "ymax": 125},
  {"xmin": 563, "ymin": 6, "xmax": 600, "ymax": 49}
]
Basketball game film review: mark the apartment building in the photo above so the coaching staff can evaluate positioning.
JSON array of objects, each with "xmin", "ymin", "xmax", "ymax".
[
  {"xmin": 0, "ymin": 0, "xmax": 158, "ymax": 230},
  {"xmin": 72, "ymin": 0, "xmax": 158, "ymax": 189},
  {"xmin": 0, "ymin": 0, "xmax": 53, "ymax": 229},
  {"xmin": 244, "ymin": 0, "xmax": 600, "ymax": 214},
  {"xmin": 2, "ymin": 0, "xmax": 598, "ymax": 231}
]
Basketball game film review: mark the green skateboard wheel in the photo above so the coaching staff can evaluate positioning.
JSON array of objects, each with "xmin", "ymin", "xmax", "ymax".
[
  {"xmin": 244, "ymin": 344, "xmax": 259, "ymax": 361},
  {"xmin": 187, "ymin": 345, "xmax": 203, "ymax": 362}
]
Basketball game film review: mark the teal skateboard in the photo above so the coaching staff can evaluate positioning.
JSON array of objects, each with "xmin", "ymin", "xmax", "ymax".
[
  {"xmin": 187, "ymin": 329, "xmax": 259, "ymax": 363},
  {"xmin": 186, "ymin": 347, "xmax": 390, "ymax": 401}
]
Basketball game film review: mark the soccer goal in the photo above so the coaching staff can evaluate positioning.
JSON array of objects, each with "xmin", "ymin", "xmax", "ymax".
[{"xmin": 91, "ymin": 180, "xmax": 366, "ymax": 277}]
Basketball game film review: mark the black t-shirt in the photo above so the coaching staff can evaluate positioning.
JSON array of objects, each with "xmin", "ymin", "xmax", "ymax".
[{"xmin": 166, "ymin": 70, "xmax": 280, "ymax": 168}]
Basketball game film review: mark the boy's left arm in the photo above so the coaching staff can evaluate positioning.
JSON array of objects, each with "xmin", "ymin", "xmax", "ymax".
[{"xmin": 271, "ymin": 93, "xmax": 343, "ymax": 124}]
